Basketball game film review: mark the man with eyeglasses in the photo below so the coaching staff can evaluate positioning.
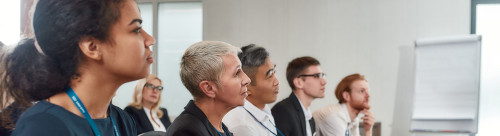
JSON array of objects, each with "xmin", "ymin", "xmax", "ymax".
[
  {"xmin": 223, "ymin": 44, "xmax": 283, "ymax": 136},
  {"xmin": 313, "ymin": 73, "xmax": 375, "ymax": 136},
  {"xmin": 271, "ymin": 56, "xmax": 327, "ymax": 136}
]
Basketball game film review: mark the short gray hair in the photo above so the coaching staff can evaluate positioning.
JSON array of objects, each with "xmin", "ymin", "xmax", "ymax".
[{"xmin": 180, "ymin": 41, "xmax": 241, "ymax": 100}]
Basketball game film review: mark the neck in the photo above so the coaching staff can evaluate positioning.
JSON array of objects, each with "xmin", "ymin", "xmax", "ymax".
[
  {"xmin": 194, "ymin": 98, "xmax": 233, "ymax": 132},
  {"xmin": 345, "ymin": 103, "xmax": 361, "ymax": 121},
  {"xmin": 143, "ymin": 101, "xmax": 154, "ymax": 109},
  {"xmin": 293, "ymin": 91, "xmax": 313, "ymax": 110},
  {"xmin": 48, "ymin": 72, "xmax": 123, "ymax": 119},
  {"xmin": 246, "ymin": 97, "xmax": 265, "ymax": 110}
]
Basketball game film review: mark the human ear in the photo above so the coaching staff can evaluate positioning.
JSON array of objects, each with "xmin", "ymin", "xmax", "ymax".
[
  {"xmin": 293, "ymin": 78, "xmax": 303, "ymax": 89},
  {"xmin": 78, "ymin": 36, "xmax": 102, "ymax": 60},
  {"xmin": 199, "ymin": 80, "xmax": 218, "ymax": 98},
  {"xmin": 343, "ymin": 91, "xmax": 351, "ymax": 102}
]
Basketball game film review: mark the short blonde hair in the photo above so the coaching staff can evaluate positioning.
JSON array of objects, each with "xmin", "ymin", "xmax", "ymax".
[
  {"xmin": 128, "ymin": 74, "xmax": 164, "ymax": 118},
  {"xmin": 180, "ymin": 41, "xmax": 240, "ymax": 100}
]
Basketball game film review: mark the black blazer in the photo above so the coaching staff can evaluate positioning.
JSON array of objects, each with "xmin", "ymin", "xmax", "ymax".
[
  {"xmin": 165, "ymin": 100, "xmax": 233, "ymax": 136},
  {"xmin": 124, "ymin": 106, "xmax": 171, "ymax": 135},
  {"xmin": 271, "ymin": 93, "xmax": 316, "ymax": 136}
]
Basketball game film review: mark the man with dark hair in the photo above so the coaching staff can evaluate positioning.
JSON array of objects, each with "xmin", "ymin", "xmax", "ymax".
[
  {"xmin": 313, "ymin": 73, "xmax": 375, "ymax": 136},
  {"xmin": 223, "ymin": 44, "xmax": 283, "ymax": 136},
  {"xmin": 271, "ymin": 56, "xmax": 327, "ymax": 136}
]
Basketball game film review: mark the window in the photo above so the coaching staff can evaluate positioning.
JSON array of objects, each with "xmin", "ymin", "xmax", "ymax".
[
  {"xmin": 471, "ymin": 0, "xmax": 500, "ymax": 135},
  {"xmin": 113, "ymin": 1, "xmax": 202, "ymax": 117},
  {"xmin": 0, "ymin": 0, "xmax": 20, "ymax": 45},
  {"xmin": 157, "ymin": 2, "xmax": 202, "ymax": 116}
]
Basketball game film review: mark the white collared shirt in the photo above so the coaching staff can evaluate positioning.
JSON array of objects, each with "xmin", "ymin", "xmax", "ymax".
[
  {"xmin": 313, "ymin": 103, "xmax": 361, "ymax": 136},
  {"xmin": 223, "ymin": 100, "xmax": 278, "ymax": 136},
  {"xmin": 143, "ymin": 107, "xmax": 167, "ymax": 132},
  {"xmin": 296, "ymin": 95, "xmax": 313, "ymax": 136}
]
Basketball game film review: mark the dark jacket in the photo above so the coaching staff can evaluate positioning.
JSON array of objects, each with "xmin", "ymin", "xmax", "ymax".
[
  {"xmin": 271, "ymin": 93, "xmax": 316, "ymax": 136},
  {"xmin": 165, "ymin": 100, "xmax": 233, "ymax": 136},
  {"xmin": 124, "ymin": 106, "xmax": 171, "ymax": 135}
]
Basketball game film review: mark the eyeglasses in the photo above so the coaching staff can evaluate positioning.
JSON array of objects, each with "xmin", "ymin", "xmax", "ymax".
[
  {"xmin": 144, "ymin": 83, "xmax": 164, "ymax": 91},
  {"xmin": 297, "ymin": 73, "xmax": 326, "ymax": 79}
]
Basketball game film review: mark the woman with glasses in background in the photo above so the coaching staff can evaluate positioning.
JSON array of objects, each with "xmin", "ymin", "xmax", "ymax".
[{"xmin": 125, "ymin": 74, "xmax": 172, "ymax": 135}]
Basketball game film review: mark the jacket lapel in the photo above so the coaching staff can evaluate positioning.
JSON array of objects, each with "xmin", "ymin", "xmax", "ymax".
[
  {"xmin": 140, "ymin": 108, "xmax": 155, "ymax": 131},
  {"xmin": 290, "ymin": 93, "xmax": 307, "ymax": 136}
]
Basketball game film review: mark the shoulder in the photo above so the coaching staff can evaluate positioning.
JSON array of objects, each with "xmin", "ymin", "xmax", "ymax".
[
  {"xmin": 160, "ymin": 107, "xmax": 168, "ymax": 113},
  {"xmin": 170, "ymin": 112, "xmax": 203, "ymax": 127},
  {"xmin": 166, "ymin": 111, "xmax": 208, "ymax": 135},
  {"xmin": 124, "ymin": 106, "xmax": 142, "ymax": 117},
  {"xmin": 111, "ymin": 105, "xmax": 134, "ymax": 122},
  {"xmin": 222, "ymin": 107, "xmax": 249, "ymax": 127},
  {"xmin": 12, "ymin": 102, "xmax": 71, "ymax": 135},
  {"xmin": 313, "ymin": 104, "xmax": 343, "ymax": 121},
  {"xmin": 110, "ymin": 104, "xmax": 137, "ymax": 135},
  {"xmin": 272, "ymin": 97, "xmax": 294, "ymax": 113},
  {"xmin": 314, "ymin": 104, "xmax": 340, "ymax": 114},
  {"xmin": 124, "ymin": 106, "xmax": 140, "ymax": 112}
]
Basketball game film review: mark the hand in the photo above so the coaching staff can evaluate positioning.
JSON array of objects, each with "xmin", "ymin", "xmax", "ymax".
[{"xmin": 360, "ymin": 109, "xmax": 374, "ymax": 136}]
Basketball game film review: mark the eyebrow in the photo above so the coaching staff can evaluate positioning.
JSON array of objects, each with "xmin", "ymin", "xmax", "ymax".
[
  {"xmin": 265, "ymin": 64, "xmax": 277, "ymax": 76},
  {"xmin": 129, "ymin": 19, "xmax": 143, "ymax": 25}
]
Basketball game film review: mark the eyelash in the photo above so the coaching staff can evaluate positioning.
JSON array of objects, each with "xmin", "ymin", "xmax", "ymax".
[
  {"xmin": 235, "ymin": 69, "xmax": 241, "ymax": 77},
  {"xmin": 134, "ymin": 26, "xmax": 142, "ymax": 33}
]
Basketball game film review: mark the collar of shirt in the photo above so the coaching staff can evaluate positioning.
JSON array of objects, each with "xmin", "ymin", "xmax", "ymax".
[
  {"xmin": 295, "ymin": 95, "xmax": 313, "ymax": 120},
  {"xmin": 341, "ymin": 103, "xmax": 360, "ymax": 130},
  {"xmin": 143, "ymin": 107, "xmax": 156, "ymax": 117},
  {"xmin": 243, "ymin": 100, "xmax": 274, "ymax": 123}
]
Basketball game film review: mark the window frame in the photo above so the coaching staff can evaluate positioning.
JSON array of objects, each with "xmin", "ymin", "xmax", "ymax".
[
  {"xmin": 135, "ymin": 0, "xmax": 201, "ymax": 75},
  {"xmin": 471, "ymin": 0, "xmax": 500, "ymax": 34}
]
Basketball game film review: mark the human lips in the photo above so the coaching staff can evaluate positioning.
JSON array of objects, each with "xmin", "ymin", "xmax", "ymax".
[
  {"xmin": 150, "ymin": 94, "xmax": 158, "ymax": 99},
  {"xmin": 146, "ymin": 55, "xmax": 154, "ymax": 63},
  {"xmin": 241, "ymin": 88, "xmax": 248, "ymax": 97}
]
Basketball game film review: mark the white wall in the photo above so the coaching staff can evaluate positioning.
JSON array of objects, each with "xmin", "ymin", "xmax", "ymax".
[{"xmin": 202, "ymin": 0, "xmax": 470, "ymax": 136}]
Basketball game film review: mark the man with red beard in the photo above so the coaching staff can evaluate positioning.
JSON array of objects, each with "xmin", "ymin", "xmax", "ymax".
[{"xmin": 313, "ymin": 73, "xmax": 375, "ymax": 136}]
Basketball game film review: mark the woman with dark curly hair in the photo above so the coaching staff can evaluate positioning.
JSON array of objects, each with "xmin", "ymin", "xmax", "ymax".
[{"xmin": 1, "ymin": 0, "xmax": 155, "ymax": 135}]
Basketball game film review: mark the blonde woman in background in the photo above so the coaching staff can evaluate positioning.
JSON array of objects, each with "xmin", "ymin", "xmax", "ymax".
[{"xmin": 125, "ymin": 74, "xmax": 171, "ymax": 135}]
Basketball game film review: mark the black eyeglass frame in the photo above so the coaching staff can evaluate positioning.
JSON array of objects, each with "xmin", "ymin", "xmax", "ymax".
[{"xmin": 296, "ymin": 73, "xmax": 326, "ymax": 79}]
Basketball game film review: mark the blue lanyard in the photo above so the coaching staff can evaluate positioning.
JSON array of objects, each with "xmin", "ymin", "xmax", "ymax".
[
  {"xmin": 213, "ymin": 124, "xmax": 230, "ymax": 136},
  {"xmin": 66, "ymin": 87, "xmax": 120, "ymax": 136},
  {"xmin": 243, "ymin": 107, "xmax": 285, "ymax": 136}
]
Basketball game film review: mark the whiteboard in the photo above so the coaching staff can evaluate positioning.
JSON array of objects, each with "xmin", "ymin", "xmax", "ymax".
[{"xmin": 411, "ymin": 35, "xmax": 481, "ymax": 133}]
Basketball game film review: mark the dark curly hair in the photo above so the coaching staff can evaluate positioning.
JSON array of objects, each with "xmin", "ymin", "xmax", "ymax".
[{"xmin": 0, "ymin": 0, "xmax": 126, "ymax": 131}]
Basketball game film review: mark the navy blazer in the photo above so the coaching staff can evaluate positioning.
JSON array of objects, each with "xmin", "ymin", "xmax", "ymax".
[
  {"xmin": 124, "ymin": 106, "xmax": 171, "ymax": 135},
  {"xmin": 271, "ymin": 93, "xmax": 316, "ymax": 136},
  {"xmin": 165, "ymin": 100, "xmax": 233, "ymax": 136}
]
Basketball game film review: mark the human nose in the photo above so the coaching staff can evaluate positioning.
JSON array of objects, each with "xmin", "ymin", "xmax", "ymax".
[
  {"xmin": 143, "ymin": 30, "xmax": 156, "ymax": 48},
  {"xmin": 272, "ymin": 74, "xmax": 279, "ymax": 86},
  {"xmin": 320, "ymin": 77, "xmax": 327, "ymax": 85},
  {"xmin": 241, "ymin": 71, "xmax": 251, "ymax": 86}
]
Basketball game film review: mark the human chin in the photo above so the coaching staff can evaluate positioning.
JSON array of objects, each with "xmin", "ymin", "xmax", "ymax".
[{"xmin": 362, "ymin": 101, "xmax": 371, "ymax": 109}]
